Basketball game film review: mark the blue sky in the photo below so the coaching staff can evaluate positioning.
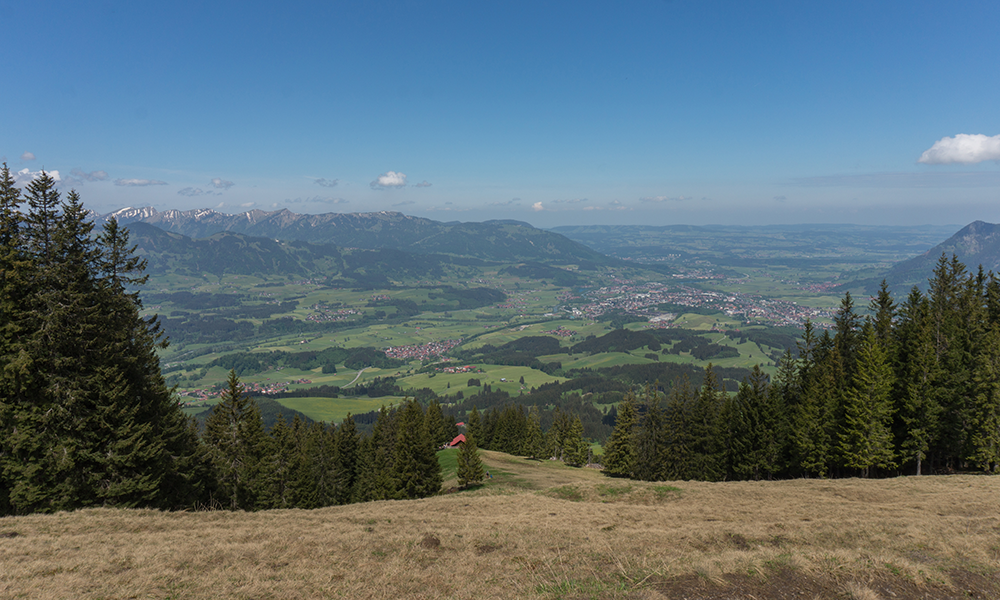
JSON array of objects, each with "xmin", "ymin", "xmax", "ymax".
[{"xmin": 3, "ymin": 0, "xmax": 999, "ymax": 228}]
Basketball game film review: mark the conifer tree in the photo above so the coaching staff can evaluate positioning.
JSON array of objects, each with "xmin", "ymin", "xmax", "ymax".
[
  {"xmin": 894, "ymin": 287, "xmax": 942, "ymax": 475},
  {"xmin": 563, "ymin": 416, "xmax": 589, "ymax": 467},
  {"xmin": 663, "ymin": 378, "xmax": 694, "ymax": 479},
  {"xmin": 204, "ymin": 370, "xmax": 272, "ymax": 510},
  {"xmin": 839, "ymin": 324, "xmax": 896, "ymax": 477},
  {"xmin": 355, "ymin": 405, "xmax": 397, "ymax": 501},
  {"xmin": 425, "ymin": 399, "xmax": 448, "ymax": 448},
  {"xmin": 689, "ymin": 365, "xmax": 724, "ymax": 481},
  {"xmin": 467, "ymin": 406, "xmax": 483, "ymax": 448},
  {"xmin": 602, "ymin": 393, "xmax": 638, "ymax": 478},
  {"xmin": 332, "ymin": 414, "xmax": 360, "ymax": 504},
  {"xmin": 456, "ymin": 433, "xmax": 485, "ymax": 488},
  {"xmin": 524, "ymin": 405, "xmax": 546, "ymax": 460},
  {"xmin": 392, "ymin": 398, "xmax": 442, "ymax": 499},
  {"xmin": 969, "ymin": 326, "xmax": 1000, "ymax": 472},
  {"xmin": 633, "ymin": 388, "xmax": 667, "ymax": 481}
]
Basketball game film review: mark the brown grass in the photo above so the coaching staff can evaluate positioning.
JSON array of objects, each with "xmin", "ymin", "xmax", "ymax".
[{"xmin": 2, "ymin": 451, "xmax": 999, "ymax": 599}]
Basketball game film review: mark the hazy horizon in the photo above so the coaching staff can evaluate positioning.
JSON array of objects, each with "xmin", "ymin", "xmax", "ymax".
[{"xmin": 4, "ymin": 1, "xmax": 999, "ymax": 229}]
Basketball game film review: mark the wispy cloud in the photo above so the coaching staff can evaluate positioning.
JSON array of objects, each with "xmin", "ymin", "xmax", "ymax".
[
  {"xmin": 551, "ymin": 198, "xmax": 588, "ymax": 204},
  {"xmin": 488, "ymin": 199, "xmax": 521, "ymax": 207},
  {"xmin": 283, "ymin": 196, "xmax": 350, "ymax": 205},
  {"xmin": 392, "ymin": 200, "xmax": 415, "ymax": 207},
  {"xmin": 115, "ymin": 178, "xmax": 167, "ymax": 187},
  {"xmin": 918, "ymin": 134, "xmax": 1000, "ymax": 165},
  {"xmin": 640, "ymin": 195, "xmax": 692, "ymax": 203},
  {"xmin": 63, "ymin": 168, "xmax": 110, "ymax": 186},
  {"xmin": 774, "ymin": 195, "xmax": 787, "ymax": 202},
  {"xmin": 20, "ymin": 152, "xmax": 35, "ymax": 161},
  {"xmin": 584, "ymin": 200, "xmax": 630, "ymax": 211},
  {"xmin": 414, "ymin": 180, "xmax": 432, "ymax": 187},
  {"xmin": 790, "ymin": 171, "xmax": 1000, "ymax": 188},
  {"xmin": 211, "ymin": 177, "xmax": 235, "ymax": 190},
  {"xmin": 178, "ymin": 187, "xmax": 219, "ymax": 197},
  {"xmin": 314, "ymin": 177, "xmax": 339, "ymax": 188},
  {"xmin": 370, "ymin": 171, "xmax": 407, "ymax": 189}
]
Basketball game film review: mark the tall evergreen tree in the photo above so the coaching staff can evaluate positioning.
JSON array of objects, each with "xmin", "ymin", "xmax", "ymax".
[
  {"xmin": 204, "ymin": 370, "xmax": 272, "ymax": 510},
  {"xmin": 602, "ymin": 393, "xmax": 638, "ymax": 478},
  {"xmin": 392, "ymin": 398, "xmax": 442, "ymax": 499},
  {"xmin": 969, "ymin": 326, "xmax": 1000, "ymax": 472},
  {"xmin": 456, "ymin": 434, "xmax": 485, "ymax": 488},
  {"xmin": 839, "ymin": 324, "xmax": 896, "ymax": 477},
  {"xmin": 689, "ymin": 365, "xmax": 724, "ymax": 481},
  {"xmin": 894, "ymin": 287, "xmax": 942, "ymax": 475}
]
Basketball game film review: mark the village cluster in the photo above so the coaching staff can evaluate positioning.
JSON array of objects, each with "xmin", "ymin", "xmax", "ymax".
[
  {"xmin": 576, "ymin": 282, "xmax": 831, "ymax": 327},
  {"xmin": 178, "ymin": 378, "xmax": 312, "ymax": 404},
  {"xmin": 384, "ymin": 339, "xmax": 463, "ymax": 361}
]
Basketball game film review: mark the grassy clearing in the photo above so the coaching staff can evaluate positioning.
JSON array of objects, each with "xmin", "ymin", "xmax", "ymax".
[
  {"xmin": 274, "ymin": 396, "xmax": 400, "ymax": 423},
  {"xmin": 1, "ymin": 456, "xmax": 999, "ymax": 599},
  {"xmin": 401, "ymin": 364, "xmax": 564, "ymax": 397}
]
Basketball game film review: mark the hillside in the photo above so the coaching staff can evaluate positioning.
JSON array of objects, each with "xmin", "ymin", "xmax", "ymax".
[
  {"xmin": 839, "ymin": 220, "xmax": 1000, "ymax": 295},
  {"xmin": 2, "ymin": 452, "xmax": 997, "ymax": 599},
  {"xmin": 103, "ymin": 207, "xmax": 612, "ymax": 265},
  {"xmin": 874, "ymin": 220, "xmax": 1000, "ymax": 293},
  {"xmin": 127, "ymin": 221, "xmax": 494, "ymax": 286}
]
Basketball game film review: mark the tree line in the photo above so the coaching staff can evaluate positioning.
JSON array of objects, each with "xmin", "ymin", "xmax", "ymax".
[{"xmin": 604, "ymin": 259, "xmax": 1000, "ymax": 480}]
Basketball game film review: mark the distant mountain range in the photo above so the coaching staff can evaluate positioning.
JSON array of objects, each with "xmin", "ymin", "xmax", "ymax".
[
  {"xmin": 101, "ymin": 207, "xmax": 610, "ymax": 265},
  {"xmin": 127, "ymin": 222, "xmax": 503, "ymax": 288}
]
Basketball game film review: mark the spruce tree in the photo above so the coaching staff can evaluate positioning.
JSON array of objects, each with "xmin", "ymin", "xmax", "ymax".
[
  {"xmin": 663, "ymin": 378, "xmax": 694, "ymax": 480},
  {"xmin": 204, "ymin": 370, "xmax": 272, "ymax": 510},
  {"xmin": 467, "ymin": 406, "xmax": 483, "ymax": 447},
  {"xmin": 839, "ymin": 324, "xmax": 896, "ymax": 477},
  {"xmin": 633, "ymin": 387, "xmax": 667, "ymax": 481},
  {"xmin": 894, "ymin": 287, "xmax": 942, "ymax": 475},
  {"xmin": 562, "ymin": 416, "xmax": 589, "ymax": 467},
  {"xmin": 392, "ymin": 398, "xmax": 442, "ymax": 499},
  {"xmin": 332, "ymin": 414, "xmax": 360, "ymax": 504},
  {"xmin": 524, "ymin": 405, "xmax": 546, "ymax": 460},
  {"xmin": 689, "ymin": 365, "xmax": 724, "ymax": 481},
  {"xmin": 602, "ymin": 393, "xmax": 638, "ymax": 478},
  {"xmin": 456, "ymin": 433, "xmax": 485, "ymax": 488},
  {"xmin": 969, "ymin": 326, "xmax": 1000, "ymax": 472}
]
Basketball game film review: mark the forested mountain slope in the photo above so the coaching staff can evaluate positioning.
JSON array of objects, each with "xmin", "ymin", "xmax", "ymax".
[{"xmin": 102, "ymin": 207, "xmax": 611, "ymax": 265}]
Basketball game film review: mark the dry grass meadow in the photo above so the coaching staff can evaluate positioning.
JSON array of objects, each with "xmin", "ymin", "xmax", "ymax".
[{"xmin": 2, "ymin": 451, "xmax": 1000, "ymax": 600}]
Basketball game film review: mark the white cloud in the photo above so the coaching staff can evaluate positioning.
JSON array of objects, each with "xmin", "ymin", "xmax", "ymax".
[
  {"xmin": 115, "ymin": 178, "xmax": 167, "ymax": 187},
  {"xmin": 532, "ymin": 202, "xmax": 544, "ymax": 211},
  {"xmin": 414, "ymin": 180, "xmax": 432, "ymax": 187},
  {"xmin": 918, "ymin": 134, "xmax": 1000, "ymax": 165},
  {"xmin": 240, "ymin": 202, "xmax": 256, "ymax": 208},
  {"xmin": 21, "ymin": 152, "xmax": 35, "ymax": 161},
  {"xmin": 14, "ymin": 168, "xmax": 61, "ymax": 186},
  {"xmin": 314, "ymin": 177, "xmax": 339, "ymax": 188},
  {"xmin": 370, "ymin": 171, "xmax": 407, "ymax": 189},
  {"xmin": 211, "ymin": 178, "xmax": 235, "ymax": 190}
]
